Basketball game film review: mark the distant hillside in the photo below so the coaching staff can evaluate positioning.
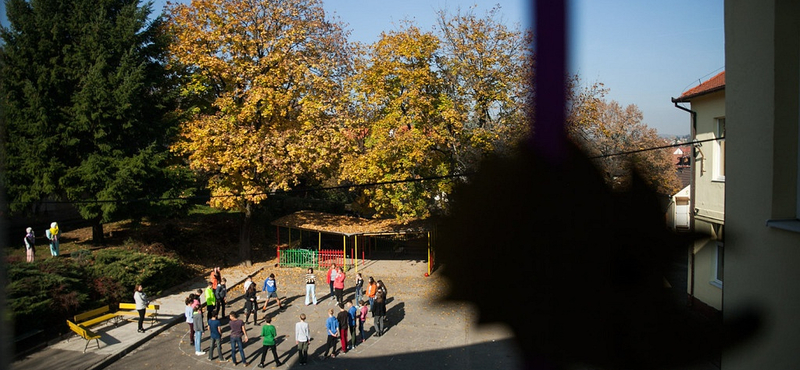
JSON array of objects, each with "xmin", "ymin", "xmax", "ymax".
[{"xmin": 660, "ymin": 134, "xmax": 691, "ymax": 143}]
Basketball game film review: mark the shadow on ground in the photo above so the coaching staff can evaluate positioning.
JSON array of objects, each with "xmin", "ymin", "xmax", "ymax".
[{"xmin": 299, "ymin": 338, "xmax": 522, "ymax": 370}]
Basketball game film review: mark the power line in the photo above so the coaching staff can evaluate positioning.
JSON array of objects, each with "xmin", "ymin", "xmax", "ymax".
[
  {"xmin": 13, "ymin": 173, "xmax": 470, "ymax": 205},
  {"xmin": 588, "ymin": 137, "xmax": 720, "ymax": 159},
  {"xmin": 680, "ymin": 66, "xmax": 725, "ymax": 94},
  {"xmin": 10, "ymin": 138, "xmax": 719, "ymax": 206}
]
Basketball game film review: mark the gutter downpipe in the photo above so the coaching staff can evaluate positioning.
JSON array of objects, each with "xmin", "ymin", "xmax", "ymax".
[{"xmin": 673, "ymin": 99, "xmax": 697, "ymax": 308}]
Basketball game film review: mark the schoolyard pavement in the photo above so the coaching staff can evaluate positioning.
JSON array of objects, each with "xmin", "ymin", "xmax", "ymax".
[{"xmin": 11, "ymin": 259, "xmax": 523, "ymax": 370}]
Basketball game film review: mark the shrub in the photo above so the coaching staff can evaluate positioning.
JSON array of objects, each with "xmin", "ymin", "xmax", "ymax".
[
  {"xmin": 6, "ymin": 247, "xmax": 189, "ymax": 343},
  {"xmin": 71, "ymin": 249, "xmax": 93, "ymax": 267},
  {"xmin": 6, "ymin": 258, "xmax": 89, "ymax": 334},
  {"xmin": 90, "ymin": 276, "xmax": 125, "ymax": 306},
  {"xmin": 89, "ymin": 248, "xmax": 188, "ymax": 296}
]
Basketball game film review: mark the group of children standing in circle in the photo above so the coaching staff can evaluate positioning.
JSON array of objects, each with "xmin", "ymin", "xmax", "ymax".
[
  {"xmin": 185, "ymin": 263, "xmax": 389, "ymax": 367},
  {"xmin": 315, "ymin": 263, "xmax": 389, "ymax": 360}
]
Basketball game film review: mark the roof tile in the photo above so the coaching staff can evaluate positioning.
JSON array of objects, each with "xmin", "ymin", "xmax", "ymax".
[{"xmin": 675, "ymin": 71, "xmax": 725, "ymax": 102}]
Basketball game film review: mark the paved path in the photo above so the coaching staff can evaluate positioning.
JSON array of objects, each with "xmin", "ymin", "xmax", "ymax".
[
  {"xmin": 10, "ymin": 264, "xmax": 265, "ymax": 370},
  {"xmin": 11, "ymin": 259, "xmax": 521, "ymax": 370}
]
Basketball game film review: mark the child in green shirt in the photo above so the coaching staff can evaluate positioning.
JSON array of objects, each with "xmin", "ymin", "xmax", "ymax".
[{"xmin": 258, "ymin": 317, "xmax": 282, "ymax": 367}]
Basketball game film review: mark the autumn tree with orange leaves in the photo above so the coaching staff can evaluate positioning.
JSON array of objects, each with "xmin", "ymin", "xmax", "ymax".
[
  {"xmin": 568, "ymin": 90, "xmax": 682, "ymax": 195},
  {"xmin": 339, "ymin": 24, "xmax": 452, "ymax": 220},
  {"xmin": 166, "ymin": 0, "xmax": 351, "ymax": 264},
  {"xmin": 340, "ymin": 7, "xmax": 529, "ymax": 220},
  {"xmin": 165, "ymin": 0, "xmax": 676, "ymax": 237},
  {"xmin": 436, "ymin": 6, "xmax": 530, "ymax": 167}
]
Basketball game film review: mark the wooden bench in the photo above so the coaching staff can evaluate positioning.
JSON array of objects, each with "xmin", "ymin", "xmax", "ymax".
[
  {"xmin": 74, "ymin": 305, "xmax": 120, "ymax": 328},
  {"xmin": 116, "ymin": 303, "xmax": 160, "ymax": 327},
  {"xmin": 66, "ymin": 320, "xmax": 101, "ymax": 353}
]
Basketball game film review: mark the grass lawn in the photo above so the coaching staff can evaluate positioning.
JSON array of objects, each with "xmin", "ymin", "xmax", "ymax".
[{"xmin": 5, "ymin": 205, "xmax": 278, "ymax": 270}]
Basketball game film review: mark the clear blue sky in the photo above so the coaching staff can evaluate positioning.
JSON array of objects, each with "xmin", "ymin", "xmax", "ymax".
[
  {"xmin": 1, "ymin": 0, "xmax": 723, "ymax": 136},
  {"xmin": 571, "ymin": 0, "xmax": 724, "ymax": 137}
]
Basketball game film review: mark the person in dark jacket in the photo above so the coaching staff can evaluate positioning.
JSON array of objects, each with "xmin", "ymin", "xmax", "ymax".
[
  {"xmin": 372, "ymin": 289, "xmax": 387, "ymax": 336},
  {"xmin": 245, "ymin": 283, "xmax": 258, "ymax": 324},
  {"xmin": 336, "ymin": 303, "xmax": 350, "ymax": 353},
  {"xmin": 216, "ymin": 278, "xmax": 228, "ymax": 318}
]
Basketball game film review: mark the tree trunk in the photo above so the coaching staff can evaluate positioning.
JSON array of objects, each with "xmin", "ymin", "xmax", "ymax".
[
  {"xmin": 239, "ymin": 202, "xmax": 253, "ymax": 266},
  {"xmin": 92, "ymin": 218, "xmax": 105, "ymax": 244}
]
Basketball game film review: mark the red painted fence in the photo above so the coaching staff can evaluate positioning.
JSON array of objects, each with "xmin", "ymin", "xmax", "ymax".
[{"xmin": 318, "ymin": 249, "xmax": 345, "ymax": 269}]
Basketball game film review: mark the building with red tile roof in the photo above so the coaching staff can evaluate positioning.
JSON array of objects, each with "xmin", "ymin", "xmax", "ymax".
[
  {"xmin": 672, "ymin": 71, "xmax": 725, "ymax": 103},
  {"xmin": 671, "ymin": 69, "xmax": 726, "ymax": 322}
]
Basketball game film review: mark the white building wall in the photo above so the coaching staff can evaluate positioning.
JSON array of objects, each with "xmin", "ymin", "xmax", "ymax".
[
  {"xmin": 687, "ymin": 90, "xmax": 726, "ymax": 312},
  {"xmin": 724, "ymin": 0, "xmax": 800, "ymax": 368}
]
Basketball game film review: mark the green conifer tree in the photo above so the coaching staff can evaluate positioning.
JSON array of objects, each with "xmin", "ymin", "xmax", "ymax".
[{"xmin": 1, "ymin": 0, "xmax": 191, "ymax": 242}]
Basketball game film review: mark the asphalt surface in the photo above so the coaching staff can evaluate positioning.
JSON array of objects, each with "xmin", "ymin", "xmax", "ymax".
[
  {"xmin": 11, "ymin": 259, "xmax": 522, "ymax": 370},
  {"xmin": 10, "ymin": 263, "xmax": 263, "ymax": 370}
]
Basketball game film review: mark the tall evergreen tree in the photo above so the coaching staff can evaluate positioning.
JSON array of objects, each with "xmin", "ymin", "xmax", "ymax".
[{"xmin": 1, "ymin": 0, "xmax": 189, "ymax": 242}]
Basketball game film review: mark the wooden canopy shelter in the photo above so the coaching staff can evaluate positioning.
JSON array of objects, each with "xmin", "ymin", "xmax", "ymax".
[{"xmin": 271, "ymin": 210, "xmax": 435, "ymax": 275}]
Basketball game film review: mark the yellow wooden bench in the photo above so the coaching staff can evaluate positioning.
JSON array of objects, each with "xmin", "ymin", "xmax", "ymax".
[
  {"xmin": 74, "ymin": 305, "xmax": 120, "ymax": 328},
  {"xmin": 116, "ymin": 303, "xmax": 160, "ymax": 327},
  {"xmin": 66, "ymin": 320, "xmax": 101, "ymax": 353}
]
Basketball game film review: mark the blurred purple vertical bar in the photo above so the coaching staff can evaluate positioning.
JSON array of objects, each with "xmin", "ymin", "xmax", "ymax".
[{"xmin": 531, "ymin": 0, "xmax": 568, "ymax": 164}]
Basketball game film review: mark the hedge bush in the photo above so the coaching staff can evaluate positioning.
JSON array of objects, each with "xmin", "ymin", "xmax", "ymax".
[
  {"xmin": 89, "ymin": 248, "xmax": 187, "ymax": 297},
  {"xmin": 6, "ymin": 248, "xmax": 189, "ymax": 341},
  {"xmin": 7, "ymin": 258, "xmax": 90, "ymax": 338},
  {"xmin": 7, "ymin": 258, "xmax": 88, "ymax": 315}
]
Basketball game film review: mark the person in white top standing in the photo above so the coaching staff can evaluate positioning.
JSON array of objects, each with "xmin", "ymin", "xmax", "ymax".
[
  {"xmin": 326, "ymin": 263, "xmax": 338, "ymax": 303},
  {"xmin": 24, "ymin": 227, "xmax": 35, "ymax": 263},
  {"xmin": 295, "ymin": 313, "xmax": 310, "ymax": 365},
  {"xmin": 134, "ymin": 284, "xmax": 149, "ymax": 333},
  {"xmin": 305, "ymin": 268, "xmax": 317, "ymax": 306}
]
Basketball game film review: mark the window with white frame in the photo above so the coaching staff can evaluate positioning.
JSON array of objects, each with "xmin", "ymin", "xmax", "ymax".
[
  {"xmin": 711, "ymin": 240, "xmax": 724, "ymax": 288},
  {"xmin": 714, "ymin": 117, "xmax": 726, "ymax": 181}
]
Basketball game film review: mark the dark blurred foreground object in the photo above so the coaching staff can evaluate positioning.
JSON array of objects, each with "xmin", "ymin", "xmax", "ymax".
[{"xmin": 438, "ymin": 140, "xmax": 758, "ymax": 369}]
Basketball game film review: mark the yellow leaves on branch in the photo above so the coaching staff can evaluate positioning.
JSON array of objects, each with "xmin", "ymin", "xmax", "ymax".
[
  {"xmin": 338, "ymin": 9, "xmax": 529, "ymax": 219},
  {"xmin": 339, "ymin": 24, "xmax": 447, "ymax": 220},
  {"xmin": 166, "ymin": 0, "xmax": 351, "ymax": 211},
  {"xmin": 167, "ymin": 2, "xmax": 534, "ymax": 219}
]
